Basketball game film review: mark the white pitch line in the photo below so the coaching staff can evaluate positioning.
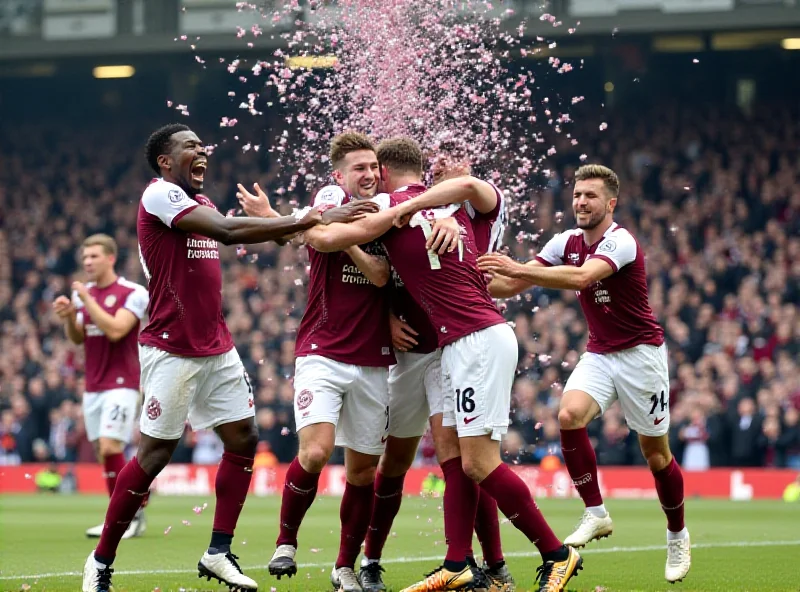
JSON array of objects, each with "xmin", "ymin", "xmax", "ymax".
[{"xmin": 1, "ymin": 539, "xmax": 798, "ymax": 581}]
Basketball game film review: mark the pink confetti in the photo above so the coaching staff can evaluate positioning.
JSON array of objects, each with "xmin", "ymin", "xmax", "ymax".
[
  {"xmin": 164, "ymin": 526, "xmax": 172, "ymax": 535},
  {"xmin": 534, "ymin": 422, "xmax": 543, "ymax": 430},
  {"xmin": 599, "ymin": 122, "xmax": 608, "ymax": 131},
  {"xmin": 692, "ymin": 58, "xmax": 699, "ymax": 63},
  {"xmin": 310, "ymin": 548, "xmax": 320, "ymax": 553},
  {"xmin": 24, "ymin": 473, "xmax": 32, "ymax": 479},
  {"xmin": 166, "ymin": 100, "xmax": 173, "ymax": 107},
  {"xmin": 182, "ymin": 520, "xmax": 191, "ymax": 526},
  {"xmin": 281, "ymin": 427, "xmax": 291, "ymax": 436}
]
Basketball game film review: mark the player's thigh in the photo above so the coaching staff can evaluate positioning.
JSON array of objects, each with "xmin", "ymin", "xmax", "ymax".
[
  {"xmin": 442, "ymin": 323, "xmax": 518, "ymax": 442},
  {"xmin": 563, "ymin": 352, "xmax": 617, "ymax": 422},
  {"xmin": 293, "ymin": 355, "xmax": 349, "ymax": 434},
  {"xmin": 190, "ymin": 347, "xmax": 255, "ymax": 432},
  {"xmin": 338, "ymin": 364, "xmax": 390, "ymax": 456},
  {"xmin": 614, "ymin": 344, "xmax": 671, "ymax": 437},
  {"xmin": 98, "ymin": 388, "xmax": 140, "ymax": 444},
  {"xmin": 82, "ymin": 392, "xmax": 105, "ymax": 443},
  {"xmin": 387, "ymin": 352, "xmax": 434, "ymax": 439},
  {"xmin": 139, "ymin": 345, "xmax": 204, "ymax": 440}
]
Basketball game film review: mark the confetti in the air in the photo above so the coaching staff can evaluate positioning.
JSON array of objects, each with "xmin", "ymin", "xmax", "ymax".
[{"xmin": 164, "ymin": 526, "xmax": 172, "ymax": 535}]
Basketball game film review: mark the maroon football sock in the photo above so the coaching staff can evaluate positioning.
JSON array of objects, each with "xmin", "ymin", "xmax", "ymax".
[
  {"xmin": 95, "ymin": 457, "xmax": 155, "ymax": 564},
  {"xmin": 479, "ymin": 464, "xmax": 562, "ymax": 556},
  {"xmin": 475, "ymin": 488, "xmax": 504, "ymax": 566},
  {"xmin": 441, "ymin": 457, "xmax": 479, "ymax": 564},
  {"xmin": 276, "ymin": 457, "xmax": 321, "ymax": 547},
  {"xmin": 335, "ymin": 482, "xmax": 375, "ymax": 569},
  {"xmin": 364, "ymin": 472, "xmax": 406, "ymax": 560},
  {"xmin": 211, "ymin": 452, "xmax": 254, "ymax": 537},
  {"xmin": 560, "ymin": 428, "xmax": 604, "ymax": 507},
  {"xmin": 103, "ymin": 453, "xmax": 126, "ymax": 497},
  {"xmin": 653, "ymin": 457, "xmax": 685, "ymax": 532}
]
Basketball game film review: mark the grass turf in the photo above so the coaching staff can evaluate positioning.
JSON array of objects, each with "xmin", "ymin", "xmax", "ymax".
[{"xmin": 0, "ymin": 493, "xmax": 798, "ymax": 591}]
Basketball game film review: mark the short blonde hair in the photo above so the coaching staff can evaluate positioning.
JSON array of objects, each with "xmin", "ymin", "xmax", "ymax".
[
  {"xmin": 330, "ymin": 132, "xmax": 376, "ymax": 169},
  {"xmin": 575, "ymin": 164, "xmax": 619, "ymax": 198},
  {"xmin": 82, "ymin": 234, "xmax": 117, "ymax": 257},
  {"xmin": 376, "ymin": 137, "xmax": 424, "ymax": 176}
]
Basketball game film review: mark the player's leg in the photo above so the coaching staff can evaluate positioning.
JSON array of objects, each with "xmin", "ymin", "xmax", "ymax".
[
  {"xmin": 558, "ymin": 354, "xmax": 617, "ymax": 548},
  {"xmin": 615, "ymin": 344, "xmax": 689, "ymax": 582},
  {"xmin": 191, "ymin": 347, "xmax": 261, "ymax": 590},
  {"xmin": 82, "ymin": 393, "xmax": 110, "ymax": 537},
  {"xmin": 270, "ymin": 355, "xmax": 344, "ymax": 578},
  {"xmin": 332, "ymin": 365, "xmax": 390, "ymax": 592},
  {"xmin": 84, "ymin": 346, "xmax": 194, "ymax": 592},
  {"xmin": 454, "ymin": 324, "xmax": 581, "ymax": 592}
]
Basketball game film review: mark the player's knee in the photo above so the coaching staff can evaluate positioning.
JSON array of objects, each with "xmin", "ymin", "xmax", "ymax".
[
  {"xmin": 558, "ymin": 405, "xmax": 590, "ymax": 430},
  {"xmin": 98, "ymin": 438, "xmax": 124, "ymax": 459},
  {"xmin": 346, "ymin": 463, "xmax": 377, "ymax": 486},
  {"xmin": 299, "ymin": 442, "xmax": 333, "ymax": 473},
  {"xmin": 460, "ymin": 456, "xmax": 488, "ymax": 483},
  {"xmin": 644, "ymin": 449, "xmax": 671, "ymax": 473},
  {"xmin": 136, "ymin": 447, "xmax": 171, "ymax": 477},
  {"xmin": 219, "ymin": 420, "xmax": 259, "ymax": 457}
]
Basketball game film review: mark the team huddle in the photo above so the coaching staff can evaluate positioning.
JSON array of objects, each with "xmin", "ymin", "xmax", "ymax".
[{"xmin": 66, "ymin": 124, "xmax": 691, "ymax": 592}]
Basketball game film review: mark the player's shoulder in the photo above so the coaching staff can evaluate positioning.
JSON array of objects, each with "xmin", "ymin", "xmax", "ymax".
[
  {"xmin": 141, "ymin": 178, "xmax": 191, "ymax": 206},
  {"xmin": 313, "ymin": 184, "xmax": 347, "ymax": 208},
  {"xmin": 554, "ymin": 228, "xmax": 584, "ymax": 245},
  {"xmin": 370, "ymin": 192, "xmax": 391, "ymax": 210},
  {"xmin": 601, "ymin": 224, "xmax": 638, "ymax": 249},
  {"xmin": 117, "ymin": 277, "xmax": 148, "ymax": 294}
]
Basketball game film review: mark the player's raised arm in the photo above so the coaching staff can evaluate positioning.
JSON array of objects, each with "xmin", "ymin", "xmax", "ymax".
[
  {"xmin": 393, "ymin": 176, "xmax": 497, "ymax": 226},
  {"xmin": 71, "ymin": 281, "xmax": 146, "ymax": 342},
  {"xmin": 303, "ymin": 208, "xmax": 397, "ymax": 252},
  {"xmin": 479, "ymin": 253, "xmax": 614, "ymax": 291}
]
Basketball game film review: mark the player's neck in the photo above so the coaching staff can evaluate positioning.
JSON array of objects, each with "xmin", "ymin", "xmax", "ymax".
[
  {"xmin": 96, "ymin": 272, "xmax": 118, "ymax": 289},
  {"xmin": 581, "ymin": 217, "xmax": 614, "ymax": 246},
  {"xmin": 386, "ymin": 175, "xmax": 423, "ymax": 193}
]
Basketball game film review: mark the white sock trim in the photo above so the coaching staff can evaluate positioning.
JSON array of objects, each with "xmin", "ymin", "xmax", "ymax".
[
  {"xmin": 667, "ymin": 527, "xmax": 689, "ymax": 540},
  {"xmin": 587, "ymin": 504, "xmax": 608, "ymax": 517}
]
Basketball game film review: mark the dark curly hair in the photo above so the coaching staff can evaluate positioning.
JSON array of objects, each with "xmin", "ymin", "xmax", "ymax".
[{"xmin": 144, "ymin": 123, "xmax": 191, "ymax": 175}]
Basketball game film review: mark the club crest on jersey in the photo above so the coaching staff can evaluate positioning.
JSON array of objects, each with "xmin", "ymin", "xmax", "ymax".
[
  {"xmin": 598, "ymin": 240, "xmax": 616, "ymax": 253},
  {"xmin": 104, "ymin": 295, "xmax": 117, "ymax": 308},
  {"xmin": 568, "ymin": 253, "xmax": 581, "ymax": 265},
  {"xmin": 297, "ymin": 389, "xmax": 314, "ymax": 410},
  {"xmin": 168, "ymin": 189, "xmax": 184, "ymax": 203},
  {"xmin": 146, "ymin": 396, "xmax": 162, "ymax": 420}
]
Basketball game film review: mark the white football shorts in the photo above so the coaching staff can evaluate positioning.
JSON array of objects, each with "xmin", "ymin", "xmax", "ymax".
[
  {"xmin": 293, "ymin": 355, "xmax": 390, "ymax": 456},
  {"xmin": 83, "ymin": 388, "xmax": 141, "ymax": 444},
  {"xmin": 387, "ymin": 350, "xmax": 444, "ymax": 439},
  {"xmin": 139, "ymin": 345, "xmax": 254, "ymax": 440},
  {"xmin": 441, "ymin": 323, "xmax": 518, "ymax": 441},
  {"xmin": 564, "ymin": 343, "xmax": 670, "ymax": 436}
]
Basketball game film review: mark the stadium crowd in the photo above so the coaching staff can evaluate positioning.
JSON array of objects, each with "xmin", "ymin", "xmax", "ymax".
[{"xmin": 1, "ymin": 102, "xmax": 798, "ymax": 471}]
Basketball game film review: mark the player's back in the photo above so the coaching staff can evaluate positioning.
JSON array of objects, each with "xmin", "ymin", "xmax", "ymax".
[
  {"xmin": 76, "ymin": 278, "xmax": 148, "ymax": 392},
  {"xmin": 295, "ymin": 186, "xmax": 395, "ymax": 366},
  {"xmin": 536, "ymin": 223, "xmax": 664, "ymax": 353},
  {"xmin": 137, "ymin": 178, "xmax": 233, "ymax": 357},
  {"xmin": 466, "ymin": 180, "xmax": 506, "ymax": 255},
  {"xmin": 382, "ymin": 184, "xmax": 505, "ymax": 348}
]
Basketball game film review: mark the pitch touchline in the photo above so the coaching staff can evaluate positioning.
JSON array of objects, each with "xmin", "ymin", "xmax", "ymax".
[{"xmin": 2, "ymin": 539, "xmax": 798, "ymax": 581}]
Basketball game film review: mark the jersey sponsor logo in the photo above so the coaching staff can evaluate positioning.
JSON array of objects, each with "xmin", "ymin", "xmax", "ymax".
[
  {"xmin": 598, "ymin": 240, "xmax": 616, "ymax": 253},
  {"xmin": 146, "ymin": 396, "xmax": 162, "ymax": 420},
  {"xmin": 296, "ymin": 389, "xmax": 314, "ymax": 410},
  {"xmin": 168, "ymin": 189, "xmax": 185, "ymax": 203},
  {"xmin": 186, "ymin": 237, "xmax": 220, "ymax": 260},
  {"xmin": 341, "ymin": 264, "xmax": 372, "ymax": 285},
  {"xmin": 103, "ymin": 294, "xmax": 117, "ymax": 308}
]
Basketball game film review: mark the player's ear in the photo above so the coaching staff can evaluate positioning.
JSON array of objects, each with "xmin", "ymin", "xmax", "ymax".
[
  {"xmin": 332, "ymin": 168, "xmax": 344, "ymax": 184},
  {"xmin": 607, "ymin": 196, "xmax": 617, "ymax": 213},
  {"xmin": 157, "ymin": 153, "xmax": 171, "ymax": 171}
]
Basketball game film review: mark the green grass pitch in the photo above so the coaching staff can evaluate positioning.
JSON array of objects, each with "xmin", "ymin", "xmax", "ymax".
[{"xmin": 0, "ymin": 494, "xmax": 798, "ymax": 591}]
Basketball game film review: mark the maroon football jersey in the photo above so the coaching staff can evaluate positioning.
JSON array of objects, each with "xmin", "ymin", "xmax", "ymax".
[
  {"xmin": 137, "ymin": 179, "xmax": 234, "ymax": 357},
  {"xmin": 381, "ymin": 184, "xmax": 505, "ymax": 348},
  {"xmin": 295, "ymin": 185, "xmax": 395, "ymax": 366},
  {"xmin": 73, "ymin": 278, "xmax": 148, "ymax": 392},
  {"xmin": 466, "ymin": 180, "xmax": 506, "ymax": 255},
  {"xmin": 535, "ymin": 223, "xmax": 664, "ymax": 354}
]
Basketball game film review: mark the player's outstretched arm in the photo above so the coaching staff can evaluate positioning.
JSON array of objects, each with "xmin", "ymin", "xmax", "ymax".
[
  {"xmin": 393, "ymin": 176, "xmax": 497, "ymax": 226},
  {"xmin": 176, "ymin": 205, "xmax": 323, "ymax": 245},
  {"xmin": 71, "ymin": 282, "xmax": 139, "ymax": 342},
  {"xmin": 304, "ymin": 208, "xmax": 396, "ymax": 253},
  {"xmin": 345, "ymin": 246, "xmax": 390, "ymax": 287},
  {"xmin": 478, "ymin": 254, "xmax": 614, "ymax": 291},
  {"xmin": 53, "ymin": 295, "xmax": 84, "ymax": 344},
  {"xmin": 485, "ymin": 260, "xmax": 544, "ymax": 298}
]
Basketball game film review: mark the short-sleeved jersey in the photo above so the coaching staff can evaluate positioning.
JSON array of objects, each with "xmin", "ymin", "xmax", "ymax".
[
  {"xmin": 535, "ymin": 223, "xmax": 664, "ymax": 354},
  {"xmin": 381, "ymin": 184, "xmax": 505, "ymax": 348},
  {"xmin": 295, "ymin": 185, "xmax": 395, "ymax": 366},
  {"xmin": 137, "ymin": 178, "xmax": 234, "ymax": 357},
  {"xmin": 392, "ymin": 180, "xmax": 507, "ymax": 354},
  {"xmin": 74, "ymin": 278, "xmax": 148, "ymax": 392}
]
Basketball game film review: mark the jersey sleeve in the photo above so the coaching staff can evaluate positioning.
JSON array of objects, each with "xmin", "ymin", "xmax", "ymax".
[
  {"xmin": 72, "ymin": 290, "xmax": 85, "ymax": 326},
  {"xmin": 141, "ymin": 182, "xmax": 199, "ymax": 228},
  {"xmin": 535, "ymin": 232, "xmax": 567, "ymax": 266},
  {"xmin": 312, "ymin": 185, "xmax": 346, "ymax": 211},
  {"xmin": 588, "ymin": 231, "xmax": 637, "ymax": 272},
  {"xmin": 123, "ymin": 286, "xmax": 149, "ymax": 319}
]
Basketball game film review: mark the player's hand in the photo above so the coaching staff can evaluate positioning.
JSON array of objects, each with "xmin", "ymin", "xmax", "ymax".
[
  {"xmin": 321, "ymin": 201, "xmax": 380, "ymax": 225},
  {"xmin": 392, "ymin": 201, "xmax": 419, "ymax": 228},
  {"xmin": 72, "ymin": 281, "xmax": 90, "ymax": 302},
  {"xmin": 299, "ymin": 207, "xmax": 324, "ymax": 227},
  {"xmin": 52, "ymin": 295, "xmax": 76, "ymax": 319},
  {"xmin": 237, "ymin": 183, "xmax": 278, "ymax": 218},
  {"xmin": 477, "ymin": 253, "xmax": 527, "ymax": 278},
  {"xmin": 390, "ymin": 313, "xmax": 418, "ymax": 352},
  {"xmin": 427, "ymin": 217, "xmax": 462, "ymax": 255}
]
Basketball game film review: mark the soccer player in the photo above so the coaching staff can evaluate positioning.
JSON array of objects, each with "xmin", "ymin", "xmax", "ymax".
[
  {"xmin": 306, "ymin": 137, "xmax": 582, "ymax": 592},
  {"xmin": 359, "ymin": 157, "xmax": 514, "ymax": 592},
  {"xmin": 81, "ymin": 123, "xmax": 374, "ymax": 592},
  {"xmin": 53, "ymin": 234, "xmax": 149, "ymax": 539},
  {"xmin": 476, "ymin": 164, "xmax": 691, "ymax": 583}
]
